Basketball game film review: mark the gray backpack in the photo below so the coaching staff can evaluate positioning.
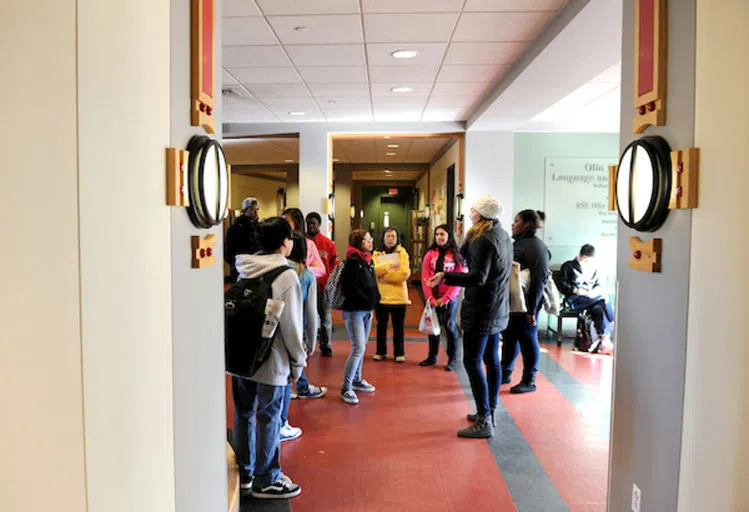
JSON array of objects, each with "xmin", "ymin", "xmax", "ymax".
[{"xmin": 324, "ymin": 261, "xmax": 346, "ymax": 310}]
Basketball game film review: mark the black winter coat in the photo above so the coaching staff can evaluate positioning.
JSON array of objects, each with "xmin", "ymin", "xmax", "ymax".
[
  {"xmin": 341, "ymin": 253, "xmax": 380, "ymax": 312},
  {"xmin": 225, "ymin": 215, "xmax": 261, "ymax": 268},
  {"xmin": 444, "ymin": 221, "xmax": 513, "ymax": 335},
  {"xmin": 513, "ymin": 233, "xmax": 551, "ymax": 314}
]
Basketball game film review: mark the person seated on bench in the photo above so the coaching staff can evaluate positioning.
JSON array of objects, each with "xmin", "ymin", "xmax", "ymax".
[{"xmin": 558, "ymin": 244, "xmax": 614, "ymax": 354}]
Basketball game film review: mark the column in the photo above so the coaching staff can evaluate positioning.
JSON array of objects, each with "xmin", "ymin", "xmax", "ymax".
[{"xmin": 298, "ymin": 129, "xmax": 332, "ymax": 235}]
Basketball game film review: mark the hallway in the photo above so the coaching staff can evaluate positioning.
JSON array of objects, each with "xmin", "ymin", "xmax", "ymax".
[{"xmin": 241, "ymin": 309, "xmax": 612, "ymax": 511}]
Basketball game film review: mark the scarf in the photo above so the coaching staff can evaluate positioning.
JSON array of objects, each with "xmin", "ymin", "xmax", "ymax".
[{"xmin": 346, "ymin": 245, "xmax": 372, "ymax": 264}]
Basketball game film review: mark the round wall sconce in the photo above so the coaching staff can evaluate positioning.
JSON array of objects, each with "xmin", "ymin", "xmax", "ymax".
[
  {"xmin": 616, "ymin": 135, "xmax": 672, "ymax": 232},
  {"xmin": 424, "ymin": 204, "xmax": 431, "ymax": 220},
  {"xmin": 186, "ymin": 135, "xmax": 229, "ymax": 229},
  {"xmin": 349, "ymin": 205, "xmax": 356, "ymax": 219}
]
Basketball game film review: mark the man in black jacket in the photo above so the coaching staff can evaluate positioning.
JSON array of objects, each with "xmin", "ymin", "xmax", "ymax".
[
  {"xmin": 558, "ymin": 244, "xmax": 614, "ymax": 353},
  {"xmin": 225, "ymin": 197, "xmax": 262, "ymax": 281}
]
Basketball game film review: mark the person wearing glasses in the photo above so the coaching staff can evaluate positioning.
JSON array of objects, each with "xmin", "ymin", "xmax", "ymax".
[{"xmin": 339, "ymin": 230, "xmax": 380, "ymax": 405}]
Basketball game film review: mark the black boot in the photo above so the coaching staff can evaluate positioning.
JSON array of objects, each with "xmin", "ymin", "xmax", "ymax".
[
  {"xmin": 320, "ymin": 344, "xmax": 332, "ymax": 357},
  {"xmin": 466, "ymin": 408, "xmax": 496, "ymax": 426},
  {"xmin": 420, "ymin": 336, "xmax": 440, "ymax": 366},
  {"xmin": 510, "ymin": 379, "xmax": 537, "ymax": 394},
  {"xmin": 444, "ymin": 359, "xmax": 456, "ymax": 371},
  {"xmin": 501, "ymin": 368, "xmax": 512, "ymax": 384},
  {"xmin": 458, "ymin": 415, "xmax": 494, "ymax": 438},
  {"xmin": 419, "ymin": 356, "xmax": 437, "ymax": 366}
]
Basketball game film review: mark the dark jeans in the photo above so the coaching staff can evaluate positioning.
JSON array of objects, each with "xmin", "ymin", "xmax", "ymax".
[
  {"xmin": 376, "ymin": 304, "xmax": 406, "ymax": 357},
  {"xmin": 501, "ymin": 312, "xmax": 540, "ymax": 383},
  {"xmin": 567, "ymin": 295, "xmax": 615, "ymax": 336},
  {"xmin": 231, "ymin": 377, "xmax": 285, "ymax": 486},
  {"xmin": 463, "ymin": 331, "xmax": 501, "ymax": 417},
  {"xmin": 317, "ymin": 286, "xmax": 333, "ymax": 351},
  {"xmin": 427, "ymin": 299, "xmax": 459, "ymax": 361}
]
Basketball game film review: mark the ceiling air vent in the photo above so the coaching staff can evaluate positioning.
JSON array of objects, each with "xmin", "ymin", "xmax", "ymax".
[{"xmin": 222, "ymin": 87, "xmax": 241, "ymax": 97}]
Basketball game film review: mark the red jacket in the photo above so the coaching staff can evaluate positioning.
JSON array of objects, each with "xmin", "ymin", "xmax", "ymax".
[
  {"xmin": 421, "ymin": 248, "xmax": 465, "ymax": 305},
  {"xmin": 308, "ymin": 232, "xmax": 339, "ymax": 289}
]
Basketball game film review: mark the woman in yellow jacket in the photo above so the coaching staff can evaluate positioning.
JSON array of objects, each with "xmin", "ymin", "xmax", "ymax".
[{"xmin": 372, "ymin": 227, "xmax": 412, "ymax": 363}]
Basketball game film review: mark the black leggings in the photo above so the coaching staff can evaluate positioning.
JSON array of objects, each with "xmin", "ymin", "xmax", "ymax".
[{"xmin": 375, "ymin": 305, "xmax": 406, "ymax": 357}]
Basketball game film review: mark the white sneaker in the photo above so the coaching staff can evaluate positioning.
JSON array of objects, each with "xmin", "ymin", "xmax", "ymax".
[
  {"xmin": 352, "ymin": 379, "xmax": 375, "ymax": 393},
  {"xmin": 279, "ymin": 421, "xmax": 302, "ymax": 442},
  {"xmin": 340, "ymin": 390, "xmax": 359, "ymax": 404}
]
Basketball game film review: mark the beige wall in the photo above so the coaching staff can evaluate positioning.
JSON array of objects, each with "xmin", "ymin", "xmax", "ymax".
[
  {"xmin": 231, "ymin": 175, "xmax": 284, "ymax": 217},
  {"xmin": 77, "ymin": 0, "xmax": 175, "ymax": 510},
  {"xmin": 678, "ymin": 1, "xmax": 749, "ymax": 510},
  {"xmin": 427, "ymin": 140, "xmax": 460, "ymax": 239},
  {"xmin": 0, "ymin": 1, "xmax": 88, "ymax": 510}
]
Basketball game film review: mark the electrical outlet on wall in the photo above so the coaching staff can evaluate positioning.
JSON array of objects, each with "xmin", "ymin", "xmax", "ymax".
[{"xmin": 632, "ymin": 483, "xmax": 642, "ymax": 512}]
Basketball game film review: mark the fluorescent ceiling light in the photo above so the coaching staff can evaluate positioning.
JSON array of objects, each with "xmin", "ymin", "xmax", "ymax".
[
  {"xmin": 387, "ymin": 144, "xmax": 400, "ymax": 148},
  {"xmin": 288, "ymin": 111, "xmax": 306, "ymax": 116},
  {"xmin": 390, "ymin": 86, "xmax": 413, "ymax": 93},
  {"xmin": 391, "ymin": 50, "xmax": 419, "ymax": 59},
  {"xmin": 384, "ymin": 169, "xmax": 393, "ymax": 173}
]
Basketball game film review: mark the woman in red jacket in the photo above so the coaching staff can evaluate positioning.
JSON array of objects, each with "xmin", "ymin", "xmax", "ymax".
[{"xmin": 420, "ymin": 224, "xmax": 465, "ymax": 371}]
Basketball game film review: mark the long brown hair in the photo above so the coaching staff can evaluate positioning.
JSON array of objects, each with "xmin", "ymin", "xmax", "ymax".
[{"xmin": 464, "ymin": 218, "xmax": 494, "ymax": 244}]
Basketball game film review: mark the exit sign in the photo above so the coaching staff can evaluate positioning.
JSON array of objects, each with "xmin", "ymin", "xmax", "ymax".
[{"xmin": 388, "ymin": 188, "xmax": 398, "ymax": 195}]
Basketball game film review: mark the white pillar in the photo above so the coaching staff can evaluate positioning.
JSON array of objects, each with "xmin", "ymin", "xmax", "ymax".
[
  {"xmin": 464, "ymin": 131, "xmax": 515, "ymax": 230},
  {"xmin": 298, "ymin": 129, "xmax": 332, "ymax": 235}
]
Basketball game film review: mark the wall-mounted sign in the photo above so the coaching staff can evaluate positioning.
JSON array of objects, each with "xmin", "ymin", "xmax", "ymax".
[
  {"xmin": 634, "ymin": 0, "xmax": 667, "ymax": 133},
  {"xmin": 191, "ymin": 0, "xmax": 216, "ymax": 133},
  {"xmin": 616, "ymin": 136, "xmax": 672, "ymax": 232},
  {"xmin": 186, "ymin": 135, "xmax": 229, "ymax": 229}
]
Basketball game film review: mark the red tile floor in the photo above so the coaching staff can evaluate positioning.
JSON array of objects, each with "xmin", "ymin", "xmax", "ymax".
[{"xmin": 232, "ymin": 286, "xmax": 613, "ymax": 511}]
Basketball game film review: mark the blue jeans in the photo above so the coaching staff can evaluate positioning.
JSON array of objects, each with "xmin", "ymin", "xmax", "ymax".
[
  {"xmin": 462, "ymin": 331, "xmax": 501, "ymax": 417},
  {"xmin": 253, "ymin": 383, "xmax": 286, "ymax": 487},
  {"xmin": 567, "ymin": 295, "xmax": 615, "ymax": 336},
  {"xmin": 281, "ymin": 369, "xmax": 310, "ymax": 424},
  {"xmin": 342, "ymin": 310, "xmax": 372, "ymax": 392},
  {"xmin": 427, "ymin": 299, "xmax": 459, "ymax": 360},
  {"xmin": 501, "ymin": 312, "xmax": 540, "ymax": 382},
  {"xmin": 231, "ymin": 376, "xmax": 257, "ymax": 475}
]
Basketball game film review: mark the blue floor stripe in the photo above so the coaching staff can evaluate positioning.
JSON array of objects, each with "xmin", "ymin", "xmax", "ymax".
[
  {"xmin": 455, "ymin": 365, "xmax": 570, "ymax": 512},
  {"xmin": 537, "ymin": 348, "xmax": 612, "ymax": 440}
]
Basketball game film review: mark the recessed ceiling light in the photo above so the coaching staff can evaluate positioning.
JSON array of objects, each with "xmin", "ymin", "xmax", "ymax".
[
  {"xmin": 386, "ymin": 152, "xmax": 397, "ymax": 156},
  {"xmin": 384, "ymin": 136, "xmax": 392, "ymax": 139},
  {"xmin": 390, "ymin": 86, "xmax": 413, "ymax": 93},
  {"xmin": 332, "ymin": 158, "xmax": 340, "ymax": 162},
  {"xmin": 288, "ymin": 111, "xmax": 306, "ymax": 116},
  {"xmin": 391, "ymin": 50, "xmax": 419, "ymax": 60},
  {"xmin": 384, "ymin": 169, "xmax": 393, "ymax": 173},
  {"xmin": 284, "ymin": 159, "xmax": 294, "ymax": 163},
  {"xmin": 387, "ymin": 144, "xmax": 400, "ymax": 148}
]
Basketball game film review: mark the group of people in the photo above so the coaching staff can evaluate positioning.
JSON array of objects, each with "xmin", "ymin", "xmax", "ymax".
[{"xmin": 223, "ymin": 194, "xmax": 615, "ymax": 500}]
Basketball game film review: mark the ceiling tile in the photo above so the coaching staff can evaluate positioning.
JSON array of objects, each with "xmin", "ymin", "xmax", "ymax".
[
  {"xmin": 267, "ymin": 15, "xmax": 363, "ymax": 45},
  {"xmin": 368, "ymin": 66, "xmax": 438, "ymax": 84},
  {"xmin": 372, "ymin": 97, "xmax": 428, "ymax": 110},
  {"xmin": 426, "ymin": 96, "xmax": 478, "ymax": 108},
  {"xmin": 223, "ymin": 0, "xmax": 262, "ymax": 17},
  {"xmin": 366, "ymin": 43, "xmax": 447, "ymax": 67},
  {"xmin": 421, "ymin": 108, "xmax": 466, "ymax": 121},
  {"xmin": 258, "ymin": 97, "xmax": 321, "ymax": 109},
  {"xmin": 298, "ymin": 66, "xmax": 368, "ymax": 84},
  {"xmin": 308, "ymin": 83, "xmax": 371, "ymax": 97},
  {"xmin": 361, "ymin": 0, "xmax": 463, "ymax": 13},
  {"xmin": 437, "ymin": 65, "xmax": 508, "ymax": 83},
  {"xmin": 286, "ymin": 44, "xmax": 366, "ymax": 67},
  {"xmin": 222, "ymin": 69, "xmax": 239, "ymax": 85},
  {"xmin": 463, "ymin": 0, "xmax": 566, "ymax": 11},
  {"xmin": 452, "ymin": 12, "xmax": 555, "ymax": 42},
  {"xmin": 256, "ymin": 0, "xmax": 360, "ymax": 15},
  {"xmin": 230, "ymin": 67, "xmax": 302, "ymax": 84},
  {"xmin": 370, "ymin": 82, "xmax": 433, "ymax": 97},
  {"xmin": 313, "ymin": 96, "xmax": 371, "ymax": 108},
  {"xmin": 444, "ymin": 42, "xmax": 527, "ymax": 65},
  {"xmin": 247, "ymin": 83, "xmax": 311, "ymax": 99},
  {"xmin": 222, "ymin": 45, "xmax": 290, "ymax": 68},
  {"xmin": 222, "ymin": 17, "xmax": 277, "ymax": 46},
  {"xmin": 321, "ymin": 108, "xmax": 373, "ymax": 122},
  {"xmin": 363, "ymin": 13, "xmax": 458, "ymax": 43},
  {"xmin": 431, "ymin": 81, "xmax": 492, "ymax": 96}
]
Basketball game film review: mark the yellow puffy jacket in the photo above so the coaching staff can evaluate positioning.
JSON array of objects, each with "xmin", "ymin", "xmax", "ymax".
[{"xmin": 373, "ymin": 245, "xmax": 412, "ymax": 305}]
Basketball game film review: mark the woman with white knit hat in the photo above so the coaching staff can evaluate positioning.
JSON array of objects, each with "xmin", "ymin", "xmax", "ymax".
[{"xmin": 427, "ymin": 195, "xmax": 512, "ymax": 439}]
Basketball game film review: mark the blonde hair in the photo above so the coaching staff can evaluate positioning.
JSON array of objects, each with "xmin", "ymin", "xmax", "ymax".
[{"xmin": 464, "ymin": 218, "xmax": 494, "ymax": 244}]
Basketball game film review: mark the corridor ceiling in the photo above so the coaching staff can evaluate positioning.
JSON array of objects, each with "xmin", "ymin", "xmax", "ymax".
[{"xmin": 221, "ymin": 0, "xmax": 569, "ymax": 124}]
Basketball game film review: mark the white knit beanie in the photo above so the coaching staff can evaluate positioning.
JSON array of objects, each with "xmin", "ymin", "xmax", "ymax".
[{"xmin": 471, "ymin": 195, "xmax": 503, "ymax": 220}]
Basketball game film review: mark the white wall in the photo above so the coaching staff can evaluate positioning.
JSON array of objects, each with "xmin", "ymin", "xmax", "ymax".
[
  {"xmin": 0, "ymin": 1, "xmax": 88, "ymax": 510},
  {"xmin": 678, "ymin": 0, "xmax": 749, "ymax": 509},
  {"xmin": 231, "ymin": 175, "xmax": 284, "ymax": 215},
  {"xmin": 464, "ymin": 131, "xmax": 514, "ymax": 230},
  {"xmin": 428, "ymin": 140, "xmax": 460, "ymax": 234},
  {"xmin": 77, "ymin": 0, "xmax": 176, "ymax": 510}
]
